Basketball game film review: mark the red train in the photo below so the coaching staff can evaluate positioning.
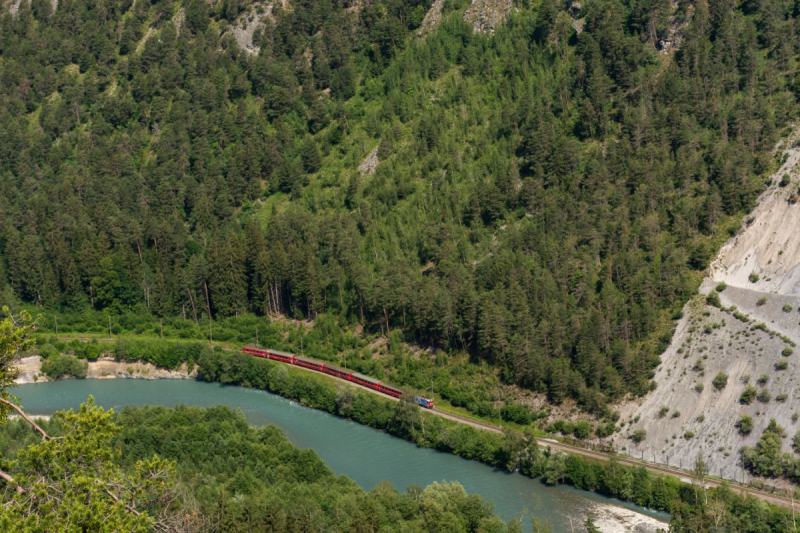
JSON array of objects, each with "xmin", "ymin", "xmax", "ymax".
[{"xmin": 242, "ymin": 346, "xmax": 434, "ymax": 408}]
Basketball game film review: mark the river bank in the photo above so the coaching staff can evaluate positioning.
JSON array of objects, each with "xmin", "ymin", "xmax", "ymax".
[
  {"xmin": 12, "ymin": 351, "xmax": 797, "ymax": 513},
  {"xmin": 13, "ymin": 355, "xmax": 197, "ymax": 384},
  {"xmin": 11, "ymin": 379, "xmax": 670, "ymax": 533}
]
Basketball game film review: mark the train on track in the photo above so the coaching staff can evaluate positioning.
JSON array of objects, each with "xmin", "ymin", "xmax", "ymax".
[{"xmin": 242, "ymin": 346, "xmax": 434, "ymax": 409}]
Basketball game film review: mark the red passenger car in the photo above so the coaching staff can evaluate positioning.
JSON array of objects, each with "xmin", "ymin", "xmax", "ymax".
[
  {"xmin": 350, "ymin": 372, "xmax": 381, "ymax": 390},
  {"xmin": 243, "ymin": 346, "xmax": 269, "ymax": 358},
  {"xmin": 242, "ymin": 347, "xmax": 411, "ymax": 403},
  {"xmin": 322, "ymin": 364, "xmax": 352, "ymax": 380},
  {"xmin": 293, "ymin": 356, "xmax": 326, "ymax": 372},
  {"xmin": 267, "ymin": 350, "xmax": 295, "ymax": 363},
  {"xmin": 378, "ymin": 383, "xmax": 402, "ymax": 397}
]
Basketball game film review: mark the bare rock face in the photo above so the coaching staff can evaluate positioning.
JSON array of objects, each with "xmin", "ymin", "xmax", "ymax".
[
  {"xmin": 618, "ymin": 131, "xmax": 800, "ymax": 485},
  {"xmin": 12, "ymin": 356, "xmax": 198, "ymax": 384},
  {"xmin": 463, "ymin": 0, "xmax": 514, "ymax": 33},
  {"xmin": 417, "ymin": 0, "xmax": 445, "ymax": 37},
  {"xmin": 358, "ymin": 146, "xmax": 380, "ymax": 176},
  {"xmin": 657, "ymin": 3, "xmax": 694, "ymax": 53},
  {"xmin": 228, "ymin": 0, "xmax": 290, "ymax": 55},
  {"xmin": 4, "ymin": 0, "xmax": 58, "ymax": 16}
]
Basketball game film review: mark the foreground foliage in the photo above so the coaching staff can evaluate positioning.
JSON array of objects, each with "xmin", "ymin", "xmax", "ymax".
[
  {"xmin": 0, "ymin": 308, "xmax": 202, "ymax": 531},
  {"xmin": 0, "ymin": 399, "xmax": 193, "ymax": 533},
  {"xmin": 1, "ymin": 403, "xmax": 519, "ymax": 533}
]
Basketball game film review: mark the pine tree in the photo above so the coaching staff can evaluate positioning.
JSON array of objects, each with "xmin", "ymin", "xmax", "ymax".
[{"xmin": 301, "ymin": 136, "xmax": 322, "ymax": 174}]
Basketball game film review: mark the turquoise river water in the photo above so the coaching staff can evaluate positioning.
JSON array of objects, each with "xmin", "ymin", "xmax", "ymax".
[{"xmin": 13, "ymin": 379, "xmax": 669, "ymax": 531}]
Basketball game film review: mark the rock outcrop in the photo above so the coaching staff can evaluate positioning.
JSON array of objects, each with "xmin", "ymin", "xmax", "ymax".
[
  {"xmin": 463, "ymin": 0, "xmax": 514, "ymax": 33},
  {"xmin": 227, "ymin": 0, "xmax": 291, "ymax": 55},
  {"xmin": 358, "ymin": 146, "xmax": 379, "ymax": 176},
  {"xmin": 417, "ymin": 0, "xmax": 445, "ymax": 37},
  {"xmin": 619, "ymin": 132, "xmax": 800, "ymax": 482},
  {"xmin": 13, "ymin": 356, "xmax": 198, "ymax": 384}
]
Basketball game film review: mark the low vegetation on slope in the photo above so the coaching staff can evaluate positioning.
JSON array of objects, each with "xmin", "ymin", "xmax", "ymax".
[
  {"xmin": 618, "ymin": 142, "xmax": 800, "ymax": 476},
  {"xmin": 1, "ymin": 0, "xmax": 798, "ymax": 417}
]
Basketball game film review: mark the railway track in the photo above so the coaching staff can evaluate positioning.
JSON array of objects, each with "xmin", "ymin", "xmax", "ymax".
[
  {"xmin": 251, "ymin": 352, "xmax": 800, "ymax": 510},
  {"xmin": 436, "ymin": 408, "xmax": 799, "ymax": 509}
]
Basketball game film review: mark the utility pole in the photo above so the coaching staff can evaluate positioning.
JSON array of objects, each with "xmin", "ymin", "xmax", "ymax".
[
  {"xmin": 209, "ymin": 318, "xmax": 213, "ymax": 347},
  {"xmin": 54, "ymin": 316, "xmax": 58, "ymax": 340}
]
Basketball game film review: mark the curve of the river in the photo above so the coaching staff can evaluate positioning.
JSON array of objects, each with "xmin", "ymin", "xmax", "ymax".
[{"xmin": 12, "ymin": 380, "xmax": 669, "ymax": 532}]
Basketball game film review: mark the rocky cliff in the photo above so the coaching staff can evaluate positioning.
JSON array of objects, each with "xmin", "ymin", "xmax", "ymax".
[{"xmin": 620, "ymin": 133, "xmax": 800, "ymax": 483}]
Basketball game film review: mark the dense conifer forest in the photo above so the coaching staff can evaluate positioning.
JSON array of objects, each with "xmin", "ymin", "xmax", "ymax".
[{"xmin": 1, "ymin": 0, "xmax": 798, "ymax": 410}]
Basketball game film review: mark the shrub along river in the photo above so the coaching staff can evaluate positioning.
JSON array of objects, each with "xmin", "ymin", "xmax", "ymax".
[{"xmin": 13, "ymin": 379, "xmax": 669, "ymax": 532}]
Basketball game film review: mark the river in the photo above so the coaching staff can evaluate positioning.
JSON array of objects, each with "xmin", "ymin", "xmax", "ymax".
[{"xmin": 12, "ymin": 379, "xmax": 670, "ymax": 532}]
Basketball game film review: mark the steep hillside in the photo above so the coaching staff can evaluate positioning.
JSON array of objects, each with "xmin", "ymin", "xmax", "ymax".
[
  {"xmin": 621, "ymin": 134, "xmax": 800, "ymax": 479},
  {"xmin": 1, "ymin": 0, "xmax": 799, "ymax": 417}
]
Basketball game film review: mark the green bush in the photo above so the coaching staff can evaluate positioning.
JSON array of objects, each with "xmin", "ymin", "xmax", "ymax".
[
  {"xmin": 595, "ymin": 422, "xmax": 616, "ymax": 438},
  {"xmin": 775, "ymin": 359, "xmax": 788, "ymax": 371},
  {"xmin": 758, "ymin": 388, "xmax": 771, "ymax": 403},
  {"xmin": 706, "ymin": 292, "xmax": 721, "ymax": 308},
  {"xmin": 783, "ymin": 347, "xmax": 794, "ymax": 357},
  {"xmin": 630, "ymin": 429, "xmax": 646, "ymax": 443},
  {"xmin": 552, "ymin": 420, "xmax": 575, "ymax": 435},
  {"xmin": 713, "ymin": 372, "xmax": 728, "ymax": 390},
  {"xmin": 757, "ymin": 296, "xmax": 767, "ymax": 306},
  {"xmin": 113, "ymin": 339, "xmax": 210, "ymax": 369},
  {"xmin": 750, "ymin": 272, "xmax": 760, "ymax": 283},
  {"xmin": 573, "ymin": 420, "xmax": 592, "ymax": 439},
  {"xmin": 736, "ymin": 414, "xmax": 754, "ymax": 435},
  {"xmin": 500, "ymin": 402, "xmax": 534, "ymax": 425},
  {"xmin": 741, "ymin": 385, "xmax": 757, "ymax": 404},
  {"xmin": 85, "ymin": 343, "xmax": 101, "ymax": 361},
  {"xmin": 41, "ymin": 355, "xmax": 88, "ymax": 380},
  {"xmin": 715, "ymin": 282, "xmax": 728, "ymax": 292},
  {"xmin": 38, "ymin": 344, "xmax": 58, "ymax": 359}
]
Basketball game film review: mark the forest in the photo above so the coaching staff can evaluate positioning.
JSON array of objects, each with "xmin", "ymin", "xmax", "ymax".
[
  {"xmin": 0, "ymin": 309, "xmax": 797, "ymax": 532},
  {"xmin": 1, "ymin": 0, "xmax": 797, "ymax": 412},
  {"xmin": 1, "ymin": 397, "xmax": 797, "ymax": 532},
  {"xmin": 0, "ymin": 401, "xmax": 521, "ymax": 532}
]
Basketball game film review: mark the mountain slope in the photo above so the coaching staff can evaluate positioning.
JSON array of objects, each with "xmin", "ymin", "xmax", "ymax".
[
  {"xmin": 621, "ymin": 136, "xmax": 800, "ymax": 479},
  {"xmin": 0, "ymin": 0, "xmax": 798, "ymax": 415}
]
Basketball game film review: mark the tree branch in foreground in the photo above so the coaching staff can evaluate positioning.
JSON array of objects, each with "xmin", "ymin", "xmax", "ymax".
[
  {"xmin": 0, "ymin": 469, "xmax": 24, "ymax": 494},
  {"xmin": 0, "ymin": 398, "xmax": 50, "ymax": 440}
]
